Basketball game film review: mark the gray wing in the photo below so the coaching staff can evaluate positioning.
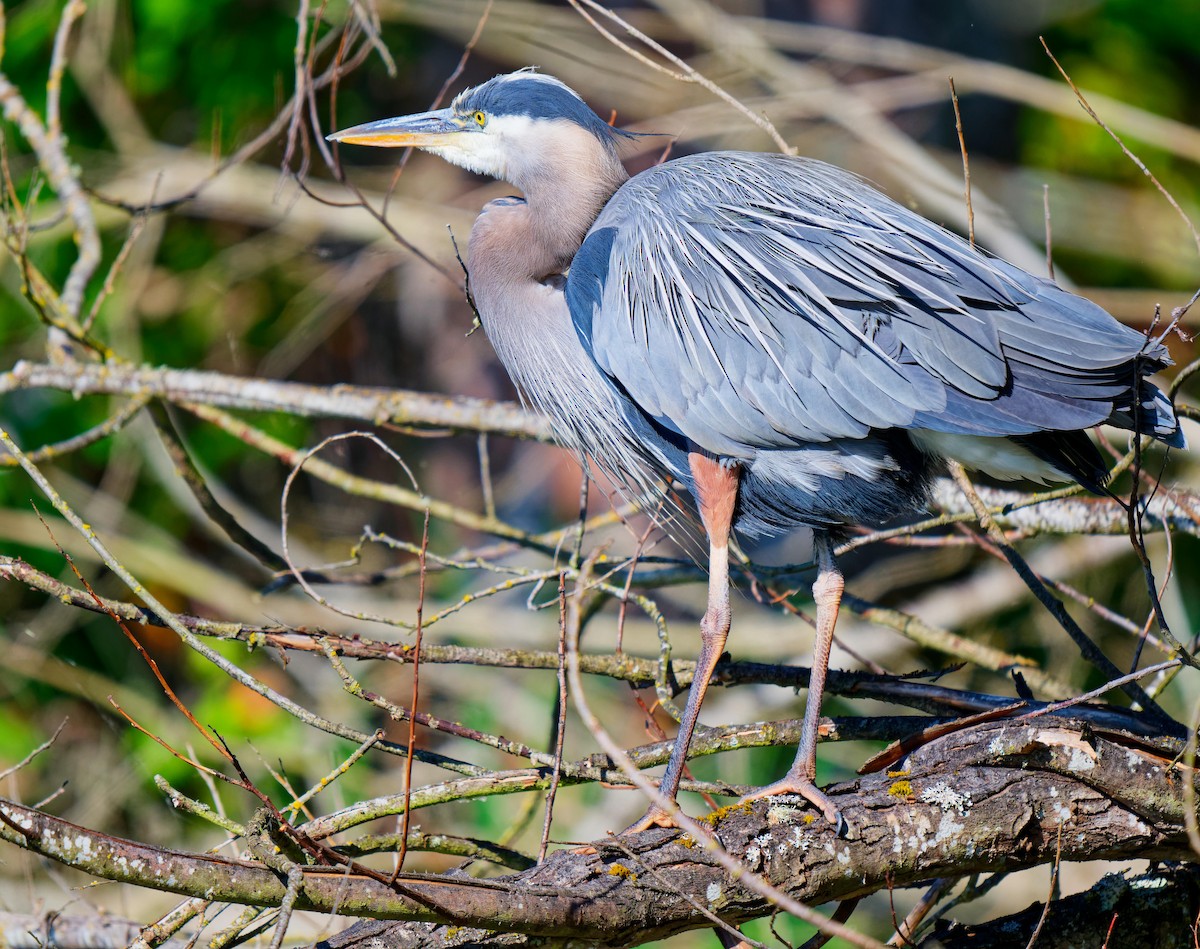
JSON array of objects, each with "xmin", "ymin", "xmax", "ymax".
[{"xmin": 566, "ymin": 152, "xmax": 1168, "ymax": 459}]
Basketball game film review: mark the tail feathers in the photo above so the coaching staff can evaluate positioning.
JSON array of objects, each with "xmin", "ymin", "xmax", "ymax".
[
  {"xmin": 1145, "ymin": 386, "xmax": 1186, "ymax": 449},
  {"xmin": 1108, "ymin": 380, "xmax": 1186, "ymax": 450},
  {"xmin": 1099, "ymin": 371, "xmax": 1185, "ymax": 451},
  {"xmin": 1010, "ymin": 431, "xmax": 1111, "ymax": 496},
  {"xmin": 1014, "ymin": 383, "xmax": 1186, "ymax": 497}
]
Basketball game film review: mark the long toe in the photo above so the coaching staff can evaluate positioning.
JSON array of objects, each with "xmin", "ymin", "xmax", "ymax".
[
  {"xmin": 571, "ymin": 804, "xmax": 696, "ymax": 854},
  {"xmin": 741, "ymin": 775, "xmax": 844, "ymax": 832},
  {"xmin": 619, "ymin": 805, "xmax": 680, "ymax": 835}
]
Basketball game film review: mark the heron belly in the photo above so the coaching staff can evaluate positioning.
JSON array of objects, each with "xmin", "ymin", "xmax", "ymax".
[
  {"xmin": 910, "ymin": 429, "xmax": 1066, "ymax": 484},
  {"xmin": 735, "ymin": 433, "xmax": 933, "ymax": 535}
]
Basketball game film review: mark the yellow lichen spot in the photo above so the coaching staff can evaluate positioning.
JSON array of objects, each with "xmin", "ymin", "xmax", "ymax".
[
  {"xmin": 886, "ymin": 769, "xmax": 911, "ymax": 779},
  {"xmin": 802, "ymin": 814, "xmax": 816, "ymax": 825},
  {"xmin": 700, "ymin": 800, "xmax": 757, "ymax": 825},
  {"xmin": 607, "ymin": 863, "xmax": 637, "ymax": 880},
  {"xmin": 677, "ymin": 834, "xmax": 696, "ymax": 849},
  {"xmin": 444, "ymin": 926, "xmax": 462, "ymax": 940},
  {"xmin": 888, "ymin": 780, "xmax": 913, "ymax": 798}
]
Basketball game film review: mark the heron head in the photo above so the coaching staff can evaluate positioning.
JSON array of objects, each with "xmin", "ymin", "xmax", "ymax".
[{"xmin": 327, "ymin": 70, "xmax": 631, "ymax": 190}]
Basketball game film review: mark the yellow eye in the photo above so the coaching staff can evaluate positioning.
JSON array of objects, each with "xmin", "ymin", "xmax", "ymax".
[{"xmin": 473, "ymin": 111, "xmax": 487, "ymax": 127}]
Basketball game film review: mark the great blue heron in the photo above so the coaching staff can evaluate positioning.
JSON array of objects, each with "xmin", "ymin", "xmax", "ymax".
[{"xmin": 329, "ymin": 70, "xmax": 1184, "ymax": 832}]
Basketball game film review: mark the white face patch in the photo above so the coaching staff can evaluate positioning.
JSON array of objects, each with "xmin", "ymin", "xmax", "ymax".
[
  {"xmin": 423, "ymin": 115, "xmax": 609, "ymax": 192},
  {"xmin": 421, "ymin": 114, "xmax": 541, "ymax": 181}
]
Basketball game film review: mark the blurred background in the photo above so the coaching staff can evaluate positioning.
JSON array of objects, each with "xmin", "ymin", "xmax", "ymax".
[{"xmin": 0, "ymin": 0, "xmax": 1198, "ymax": 944}]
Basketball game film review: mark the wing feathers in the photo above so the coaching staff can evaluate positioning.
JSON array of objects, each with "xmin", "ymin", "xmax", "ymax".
[{"xmin": 567, "ymin": 152, "xmax": 1174, "ymax": 456}]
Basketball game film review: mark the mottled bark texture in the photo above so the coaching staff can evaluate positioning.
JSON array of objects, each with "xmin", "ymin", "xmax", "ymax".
[{"xmin": 305, "ymin": 716, "xmax": 1193, "ymax": 948}]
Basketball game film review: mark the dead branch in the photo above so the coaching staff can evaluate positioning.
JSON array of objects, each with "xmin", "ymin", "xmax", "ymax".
[
  {"xmin": 3, "ymin": 360, "xmax": 1194, "ymax": 539},
  {"xmin": 3, "ymin": 553, "xmax": 1176, "ymax": 742},
  {"xmin": 0, "ymin": 359, "xmax": 550, "ymax": 441}
]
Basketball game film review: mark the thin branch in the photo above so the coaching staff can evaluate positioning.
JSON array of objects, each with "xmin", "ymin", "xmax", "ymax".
[
  {"xmin": 946, "ymin": 461, "xmax": 1182, "ymax": 723},
  {"xmin": 948, "ymin": 76, "xmax": 974, "ymax": 248},
  {"xmin": 566, "ymin": 0, "xmax": 794, "ymax": 154},
  {"xmin": 1040, "ymin": 36, "xmax": 1200, "ymax": 260}
]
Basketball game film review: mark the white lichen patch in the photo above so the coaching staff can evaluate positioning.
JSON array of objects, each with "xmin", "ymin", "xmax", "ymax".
[
  {"xmin": 986, "ymin": 735, "xmax": 1011, "ymax": 756},
  {"xmin": 706, "ymin": 882, "xmax": 722, "ymax": 903},
  {"xmin": 4, "ymin": 809, "xmax": 35, "ymax": 833},
  {"xmin": 753, "ymin": 833, "xmax": 774, "ymax": 859},
  {"xmin": 766, "ymin": 802, "xmax": 806, "ymax": 825},
  {"xmin": 790, "ymin": 827, "xmax": 810, "ymax": 852},
  {"xmin": 1066, "ymin": 746, "xmax": 1096, "ymax": 772},
  {"xmin": 743, "ymin": 844, "xmax": 761, "ymax": 869},
  {"xmin": 933, "ymin": 812, "xmax": 965, "ymax": 845},
  {"xmin": 1131, "ymin": 875, "xmax": 1169, "ymax": 891},
  {"xmin": 919, "ymin": 781, "xmax": 972, "ymax": 816}
]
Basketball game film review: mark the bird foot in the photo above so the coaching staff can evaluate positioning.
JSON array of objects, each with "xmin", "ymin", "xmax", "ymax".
[
  {"xmin": 619, "ymin": 805, "xmax": 679, "ymax": 835},
  {"xmin": 740, "ymin": 775, "xmax": 848, "ymax": 837},
  {"xmin": 569, "ymin": 805, "xmax": 683, "ymax": 855}
]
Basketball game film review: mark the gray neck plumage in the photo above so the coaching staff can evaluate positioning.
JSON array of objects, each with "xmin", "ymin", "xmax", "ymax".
[{"xmin": 464, "ymin": 136, "xmax": 648, "ymax": 466}]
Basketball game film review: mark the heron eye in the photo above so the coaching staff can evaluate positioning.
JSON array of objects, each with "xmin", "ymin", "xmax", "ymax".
[{"xmin": 473, "ymin": 111, "xmax": 487, "ymax": 127}]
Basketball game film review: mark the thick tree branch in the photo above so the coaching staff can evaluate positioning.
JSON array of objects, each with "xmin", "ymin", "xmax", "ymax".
[
  {"xmin": 916, "ymin": 864, "xmax": 1200, "ymax": 947},
  {"xmin": 2, "ymin": 719, "xmax": 1193, "ymax": 948}
]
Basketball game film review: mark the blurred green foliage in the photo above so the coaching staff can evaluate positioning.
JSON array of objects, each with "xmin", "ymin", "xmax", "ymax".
[{"xmin": 1029, "ymin": 0, "xmax": 1200, "ymax": 249}]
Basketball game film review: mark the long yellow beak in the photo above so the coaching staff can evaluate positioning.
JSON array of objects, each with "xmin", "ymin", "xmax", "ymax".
[{"xmin": 327, "ymin": 108, "xmax": 465, "ymax": 148}]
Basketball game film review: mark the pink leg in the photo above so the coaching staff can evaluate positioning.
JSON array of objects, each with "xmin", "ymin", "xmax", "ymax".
[
  {"xmin": 624, "ymin": 453, "xmax": 737, "ymax": 832},
  {"xmin": 741, "ymin": 531, "xmax": 845, "ymax": 831}
]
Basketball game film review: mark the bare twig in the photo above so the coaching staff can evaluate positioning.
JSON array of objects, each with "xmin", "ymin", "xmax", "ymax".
[
  {"xmin": 948, "ymin": 76, "xmax": 974, "ymax": 248},
  {"xmin": 946, "ymin": 461, "xmax": 1178, "ymax": 722},
  {"xmin": 566, "ymin": 0, "xmax": 794, "ymax": 154},
  {"xmin": 1040, "ymin": 36, "xmax": 1200, "ymax": 260},
  {"xmin": 538, "ymin": 576, "xmax": 570, "ymax": 863}
]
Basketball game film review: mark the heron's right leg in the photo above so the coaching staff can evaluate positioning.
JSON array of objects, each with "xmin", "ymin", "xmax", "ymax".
[
  {"xmin": 741, "ymin": 531, "xmax": 845, "ymax": 831},
  {"xmin": 623, "ymin": 452, "xmax": 737, "ymax": 833}
]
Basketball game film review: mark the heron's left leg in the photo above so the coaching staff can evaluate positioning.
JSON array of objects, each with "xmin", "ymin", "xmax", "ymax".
[
  {"xmin": 741, "ymin": 531, "xmax": 845, "ymax": 831},
  {"xmin": 623, "ymin": 452, "xmax": 738, "ymax": 833}
]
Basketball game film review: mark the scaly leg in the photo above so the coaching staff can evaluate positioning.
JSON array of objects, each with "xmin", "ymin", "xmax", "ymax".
[
  {"xmin": 741, "ymin": 531, "xmax": 846, "ymax": 832},
  {"xmin": 624, "ymin": 452, "xmax": 738, "ymax": 833}
]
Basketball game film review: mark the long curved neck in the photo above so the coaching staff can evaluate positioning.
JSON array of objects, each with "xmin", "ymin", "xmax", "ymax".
[
  {"xmin": 465, "ymin": 192, "xmax": 617, "ymax": 457},
  {"xmin": 467, "ymin": 200, "xmax": 587, "ymax": 382},
  {"xmin": 462, "ymin": 144, "xmax": 687, "ymax": 505},
  {"xmin": 464, "ymin": 133, "xmax": 629, "ymax": 449},
  {"xmin": 495, "ymin": 125, "xmax": 629, "ymax": 275},
  {"xmin": 521, "ymin": 167, "xmax": 628, "ymax": 274}
]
